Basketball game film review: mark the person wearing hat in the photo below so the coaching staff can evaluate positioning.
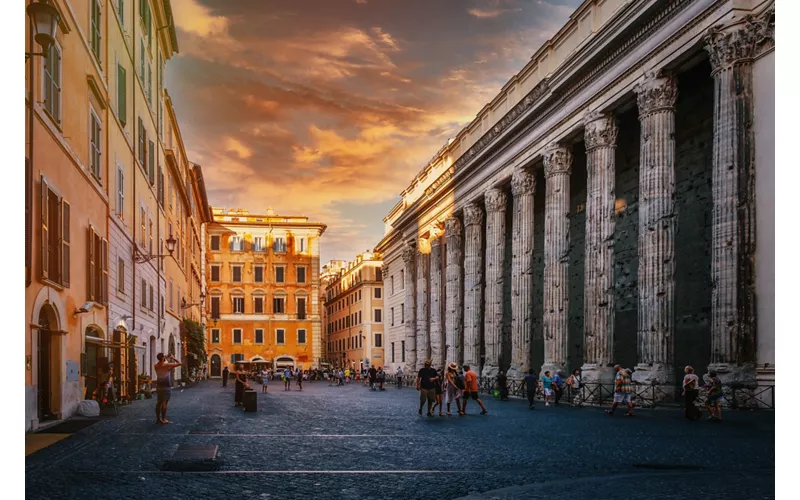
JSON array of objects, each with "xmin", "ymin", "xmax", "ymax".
[
  {"xmin": 415, "ymin": 360, "xmax": 439, "ymax": 417},
  {"xmin": 444, "ymin": 362, "xmax": 464, "ymax": 416}
]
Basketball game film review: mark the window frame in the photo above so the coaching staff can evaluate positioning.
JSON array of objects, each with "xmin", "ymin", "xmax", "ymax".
[
  {"xmin": 296, "ymin": 266, "xmax": 307, "ymax": 284},
  {"xmin": 210, "ymin": 264, "xmax": 220, "ymax": 282},
  {"xmin": 232, "ymin": 295, "xmax": 245, "ymax": 314},
  {"xmin": 274, "ymin": 265, "xmax": 286, "ymax": 284},
  {"xmin": 374, "ymin": 333, "xmax": 383, "ymax": 348},
  {"xmin": 232, "ymin": 264, "xmax": 243, "ymax": 283},
  {"xmin": 254, "ymin": 328, "xmax": 264, "ymax": 345},
  {"xmin": 90, "ymin": 0, "xmax": 102, "ymax": 64},
  {"xmin": 89, "ymin": 105, "xmax": 102, "ymax": 183},
  {"xmin": 210, "ymin": 234, "xmax": 221, "ymax": 251},
  {"xmin": 211, "ymin": 328, "xmax": 220, "ymax": 344},
  {"xmin": 42, "ymin": 42, "xmax": 62, "ymax": 125},
  {"xmin": 297, "ymin": 329, "xmax": 307, "ymax": 345},
  {"xmin": 374, "ymin": 308, "xmax": 382, "ymax": 323},
  {"xmin": 232, "ymin": 328, "xmax": 242, "ymax": 345},
  {"xmin": 276, "ymin": 328, "xmax": 286, "ymax": 345}
]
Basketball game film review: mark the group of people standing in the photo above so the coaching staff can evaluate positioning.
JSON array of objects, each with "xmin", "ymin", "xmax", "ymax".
[{"xmin": 416, "ymin": 360, "xmax": 488, "ymax": 417}]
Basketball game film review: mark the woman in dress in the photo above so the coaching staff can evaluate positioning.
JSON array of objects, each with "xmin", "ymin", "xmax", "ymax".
[
  {"xmin": 682, "ymin": 366, "xmax": 701, "ymax": 420},
  {"xmin": 261, "ymin": 367, "xmax": 269, "ymax": 393},
  {"xmin": 234, "ymin": 365, "xmax": 248, "ymax": 407},
  {"xmin": 432, "ymin": 368, "xmax": 445, "ymax": 416},
  {"xmin": 444, "ymin": 363, "xmax": 463, "ymax": 416}
]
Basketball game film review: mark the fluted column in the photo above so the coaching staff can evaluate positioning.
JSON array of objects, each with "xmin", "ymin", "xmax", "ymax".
[
  {"xmin": 483, "ymin": 188, "xmax": 507, "ymax": 378},
  {"xmin": 541, "ymin": 143, "xmax": 572, "ymax": 377},
  {"xmin": 445, "ymin": 217, "xmax": 464, "ymax": 365},
  {"xmin": 462, "ymin": 202, "xmax": 484, "ymax": 369},
  {"xmin": 703, "ymin": 10, "xmax": 773, "ymax": 385},
  {"xmin": 581, "ymin": 112, "xmax": 619, "ymax": 384},
  {"xmin": 415, "ymin": 238, "xmax": 430, "ymax": 369},
  {"xmin": 401, "ymin": 246, "xmax": 417, "ymax": 372},
  {"xmin": 429, "ymin": 228, "xmax": 444, "ymax": 368},
  {"xmin": 633, "ymin": 71, "xmax": 677, "ymax": 386},
  {"xmin": 508, "ymin": 166, "xmax": 536, "ymax": 379}
]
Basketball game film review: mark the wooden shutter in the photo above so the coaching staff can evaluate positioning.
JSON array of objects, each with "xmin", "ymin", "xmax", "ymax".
[
  {"xmin": 148, "ymin": 140, "xmax": 155, "ymax": 185},
  {"xmin": 26, "ymin": 160, "xmax": 32, "ymax": 286},
  {"xmin": 61, "ymin": 199, "xmax": 70, "ymax": 287},
  {"xmin": 87, "ymin": 226, "xmax": 96, "ymax": 300},
  {"xmin": 118, "ymin": 64, "xmax": 126, "ymax": 125},
  {"xmin": 40, "ymin": 176, "xmax": 49, "ymax": 280},
  {"xmin": 101, "ymin": 238, "xmax": 108, "ymax": 304}
]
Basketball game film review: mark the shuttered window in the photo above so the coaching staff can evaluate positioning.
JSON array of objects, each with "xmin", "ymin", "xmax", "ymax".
[
  {"xmin": 254, "ymin": 266, "xmax": 263, "ymax": 283},
  {"xmin": 43, "ymin": 44, "xmax": 62, "ymax": 123},
  {"xmin": 210, "ymin": 296, "xmax": 220, "ymax": 319},
  {"xmin": 89, "ymin": 107, "xmax": 102, "ymax": 181},
  {"xmin": 255, "ymin": 329, "xmax": 264, "ymax": 344},
  {"xmin": 62, "ymin": 200, "xmax": 70, "ymax": 287},
  {"xmin": 297, "ymin": 297, "xmax": 306, "ymax": 320},
  {"xmin": 210, "ymin": 235, "xmax": 220, "ymax": 251},
  {"xmin": 210, "ymin": 265, "xmax": 220, "ymax": 282},
  {"xmin": 116, "ymin": 165, "xmax": 124, "ymax": 218},
  {"xmin": 90, "ymin": 0, "xmax": 101, "ymax": 63},
  {"xmin": 232, "ymin": 266, "xmax": 242, "ymax": 283},
  {"xmin": 148, "ymin": 140, "xmax": 155, "ymax": 185},
  {"xmin": 86, "ymin": 226, "xmax": 108, "ymax": 304},
  {"xmin": 254, "ymin": 297, "xmax": 264, "ymax": 314},
  {"xmin": 117, "ymin": 64, "xmax": 126, "ymax": 125}
]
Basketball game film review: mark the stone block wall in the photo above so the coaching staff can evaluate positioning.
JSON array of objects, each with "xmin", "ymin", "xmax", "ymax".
[
  {"xmin": 673, "ymin": 60, "xmax": 714, "ymax": 382},
  {"xmin": 613, "ymin": 107, "xmax": 641, "ymax": 369},
  {"xmin": 568, "ymin": 143, "xmax": 588, "ymax": 373}
]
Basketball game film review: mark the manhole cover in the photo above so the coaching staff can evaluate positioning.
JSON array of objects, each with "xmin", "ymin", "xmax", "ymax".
[{"xmin": 161, "ymin": 444, "xmax": 220, "ymax": 472}]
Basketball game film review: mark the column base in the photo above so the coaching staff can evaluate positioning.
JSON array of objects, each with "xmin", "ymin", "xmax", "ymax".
[
  {"xmin": 708, "ymin": 363, "xmax": 759, "ymax": 409},
  {"xmin": 481, "ymin": 364, "xmax": 499, "ymax": 380},
  {"xmin": 579, "ymin": 363, "xmax": 616, "ymax": 384},
  {"xmin": 632, "ymin": 363, "xmax": 675, "ymax": 405},
  {"xmin": 506, "ymin": 364, "xmax": 527, "ymax": 380},
  {"xmin": 540, "ymin": 363, "xmax": 567, "ymax": 379},
  {"xmin": 707, "ymin": 362, "xmax": 757, "ymax": 386}
]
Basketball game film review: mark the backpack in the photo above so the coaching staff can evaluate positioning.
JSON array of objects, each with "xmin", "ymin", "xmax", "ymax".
[{"xmin": 454, "ymin": 375, "xmax": 466, "ymax": 390}]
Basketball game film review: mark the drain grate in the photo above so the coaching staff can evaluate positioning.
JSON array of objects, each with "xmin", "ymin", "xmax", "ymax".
[
  {"xmin": 161, "ymin": 444, "xmax": 220, "ymax": 472},
  {"xmin": 632, "ymin": 463, "xmax": 704, "ymax": 471}
]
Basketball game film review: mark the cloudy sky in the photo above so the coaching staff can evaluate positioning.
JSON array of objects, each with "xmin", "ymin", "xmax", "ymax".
[{"xmin": 167, "ymin": 0, "xmax": 583, "ymax": 263}]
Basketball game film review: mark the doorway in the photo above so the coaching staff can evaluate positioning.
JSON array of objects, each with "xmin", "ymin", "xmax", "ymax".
[
  {"xmin": 36, "ymin": 306, "xmax": 57, "ymax": 421},
  {"xmin": 210, "ymin": 354, "xmax": 221, "ymax": 377}
]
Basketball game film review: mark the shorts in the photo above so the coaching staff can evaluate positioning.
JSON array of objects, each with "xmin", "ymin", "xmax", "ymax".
[
  {"xmin": 435, "ymin": 386, "xmax": 443, "ymax": 395},
  {"xmin": 462, "ymin": 391, "xmax": 479, "ymax": 400},
  {"xmin": 707, "ymin": 395, "xmax": 723, "ymax": 405},
  {"xmin": 613, "ymin": 392, "xmax": 632, "ymax": 403},
  {"xmin": 419, "ymin": 388, "xmax": 436, "ymax": 404},
  {"xmin": 157, "ymin": 387, "xmax": 171, "ymax": 402},
  {"xmin": 544, "ymin": 388, "xmax": 553, "ymax": 397}
]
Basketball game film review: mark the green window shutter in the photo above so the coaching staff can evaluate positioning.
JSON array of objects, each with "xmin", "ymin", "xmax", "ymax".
[{"xmin": 117, "ymin": 64, "xmax": 126, "ymax": 125}]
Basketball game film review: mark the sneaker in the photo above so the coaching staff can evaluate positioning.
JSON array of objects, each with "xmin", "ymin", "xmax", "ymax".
[
  {"xmin": 545, "ymin": 403, "xmax": 550, "ymax": 407},
  {"xmin": 604, "ymin": 410, "xmax": 613, "ymax": 416},
  {"xmin": 480, "ymin": 410, "xmax": 488, "ymax": 415}
]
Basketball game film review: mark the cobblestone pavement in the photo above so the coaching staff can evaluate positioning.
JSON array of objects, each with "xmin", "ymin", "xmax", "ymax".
[{"xmin": 25, "ymin": 380, "xmax": 774, "ymax": 500}]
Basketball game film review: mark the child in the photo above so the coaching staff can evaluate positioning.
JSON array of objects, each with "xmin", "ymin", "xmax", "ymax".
[{"xmin": 704, "ymin": 370, "xmax": 724, "ymax": 422}]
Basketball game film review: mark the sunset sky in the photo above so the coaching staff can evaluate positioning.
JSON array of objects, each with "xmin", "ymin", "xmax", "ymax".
[{"xmin": 166, "ymin": 0, "xmax": 583, "ymax": 263}]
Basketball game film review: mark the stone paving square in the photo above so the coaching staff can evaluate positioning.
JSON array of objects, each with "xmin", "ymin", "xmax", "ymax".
[{"xmin": 25, "ymin": 381, "xmax": 774, "ymax": 500}]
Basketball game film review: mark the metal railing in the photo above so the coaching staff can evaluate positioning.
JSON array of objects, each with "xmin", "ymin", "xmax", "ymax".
[{"xmin": 385, "ymin": 374, "xmax": 774, "ymax": 409}]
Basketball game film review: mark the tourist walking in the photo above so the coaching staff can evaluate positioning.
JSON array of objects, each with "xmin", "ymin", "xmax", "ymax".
[
  {"xmin": 461, "ymin": 364, "xmax": 488, "ymax": 415},
  {"xmin": 261, "ymin": 368, "xmax": 269, "ymax": 393},
  {"xmin": 521, "ymin": 369, "xmax": 538, "ymax": 409},
  {"xmin": 566, "ymin": 369, "xmax": 583, "ymax": 407},
  {"xmin": 682, "ymin": 365, "xmax": 702, "ymax": 421},
  {"xmin": 432, "ymin": 368, "xmax": 444, "ymax": 416},
  {"xmin": 154, "ymin": 353, "xmax": 182, "ymax": 424},
  {"xmin": 222, "ymin": 365, "xmax": 229, "ymax": 387},
  {"xmin": 541, "ymin": 371, "xmax": 554, "ymax": 406},
  {"xmin": 295, "ymin": 368, "xmax": 303, "ymax": 391},
  {"xmin": 283, "ymin": 367, "xmax": 292, "ymax": 391},
  {"xmin": 377, "ymin": 367, "xmax": 386, "ymax": 390},
  {"xmin": 605, "ymin": 365, "xmax": 634, "ymax": 417},
  {"xmin": 444, "ymin": 362, "xmax": 463, "ymax": 416},
  {"xmin": 497, "ymin": 371, "xmax": 509, "ymax": 401},
  {"xmin": 368, "ymin": 366, "xmax": 377, "ymax": 390},
  {"xmin": 416, "ymin": 360, "xmax": 439, "ymax": 417},
  {"xmin": 396, "ymin": 366, "xmax": 404, "ymax": 388},
  {"xmin": 553, "ymin": 371, "xmax": 564, "ymax": 405},
  {"xmin": 704, "ymin": 370, "xmax": 724, "ymax": 422}
]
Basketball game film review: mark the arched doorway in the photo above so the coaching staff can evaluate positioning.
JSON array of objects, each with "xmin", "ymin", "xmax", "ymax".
[
  {"xmin": 84, "ymin": 325, "xmax": 105, "ymax": 401},
  {"xmin": 168, "ymin": 334, "xmax": 176, "ymax": 356},
  {"xmin": 37, "ymin": 305, "xmax": 59, "ymax": 421},
  {"xmin": 275, "ymin": 356, "xmax": 295, "ymax": 370},
  {"xmin": 210, "ymin": 354, "xmax": 221, "ymax": 377}
]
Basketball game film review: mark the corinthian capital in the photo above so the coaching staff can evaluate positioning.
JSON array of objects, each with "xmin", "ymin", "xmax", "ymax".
[
  {"xmin": 484, "ymin": 188, "xmax": 507, "ymax": 213},
  {"xmin": 444, "ymin": 217, "xmax": 462, "ymax": 238},
  {"xmin": 543, "ymin": 143, "xmax": 573, "ymax": 178},
  {"xmin": 634, "ymin": 71, "xmax": 678, "ymax": 118},
  {"xmin": 704, "ymin": 6, "xmax": 774, "ymax": 74},
  {"xmin": 511, "ymin": 166, "xmax": 536, "ymax": 196},
  {"xmin": 429, "ymin": 226, "xmax": 443, "ymax": 248},
  {"xmin": 462, "ymin": 201, "xmax": 484, "ymax": 227},
  {"xmin": 417, "ymin": 237, "xmax": 431, "ymax": 254},
  {"xmin": 584, "ymin": 111, "xmax": 619, "ymax": 151}
]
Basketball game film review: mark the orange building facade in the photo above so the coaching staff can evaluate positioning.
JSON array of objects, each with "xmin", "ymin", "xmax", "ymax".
[
  {"xmin": 205, "ymin": 208, "xmax": 326, "ymax": 376},
  {"xmin": 322, "ymin": 252, "xmax": 385, "ymax": 372}
]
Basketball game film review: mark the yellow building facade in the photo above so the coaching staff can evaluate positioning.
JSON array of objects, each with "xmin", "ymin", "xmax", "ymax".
[
  {"xmin": 322, "ymin": 253, "xmax": 385, "ymax": 372},
  {"xmin": 205, "ymin": 208, "xmax": 326, "ymax": 375}
]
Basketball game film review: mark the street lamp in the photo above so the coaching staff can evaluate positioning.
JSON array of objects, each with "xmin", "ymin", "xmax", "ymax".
[
  {"xmin": 134, "ymin": 234, "xmax": 177, "ymax": 263},
  {"xmin": 26, "ymin": 0, "xmax": 60, "ymax": 60},
  {"xmin": 181, "ymin": 291, "xmax": 206, "ymax": 310}
]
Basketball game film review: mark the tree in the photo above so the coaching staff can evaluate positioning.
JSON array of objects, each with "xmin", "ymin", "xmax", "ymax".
[{"xmin": 181, "ymin": 318, "xmax": 207, "ymax": 376}]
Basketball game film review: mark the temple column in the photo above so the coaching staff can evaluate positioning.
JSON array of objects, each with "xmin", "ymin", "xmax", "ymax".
[
  {"xmin": 401, "ymin": 246, "xmax": 417, "ymax": 373},
  {"xmin": 581, "ymin": 112, "xmax": 619, "ymax": 384},
  {"xmin": 429, "ymin": 228, "xmax": 444, "ymax": 368},
  {"xmin": 541, "ymin": 143, "xmax": 572, "ymax": 377},
  {"xmin": 633, "ymin": 71, "xmax": 677, "ymax": 386},
  {"xmin": 415, "ymin": 238, "xmax": 431, "ymax": 369},
  {"xmin": 462, "ymin": 202, "xmax": 484, "ymax": 369},
  {"xmin": 445, "ymin": 217, "xmax": 464, "ymax": 365},
  {"xmin": 703, "ymin": 11, "xmax": 772, "ymax": 385},
  {"xmin": 508, "ymin": 166, "xmax": 536, "ymax": 379},
  {"xmin": 482, "ymin": 188, "xmax": 507, "ymax": 378}
]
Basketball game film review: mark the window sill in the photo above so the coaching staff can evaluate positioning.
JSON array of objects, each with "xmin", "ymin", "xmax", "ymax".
[{"xmin": 40, "ymin": 278, "xmax": 65, "ymax": 291}]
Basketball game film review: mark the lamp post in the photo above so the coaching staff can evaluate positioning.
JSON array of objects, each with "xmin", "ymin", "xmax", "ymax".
[
  {"xmin": 181, "ymin": 291, "xmax": 206, "ymax": 310},
  {"xmin": 134, "ymin": 234, "xmax": 177, "ymax": 263},
  {"xmin": 26, "ymin": 0, "xmax": 60, "ymax": 60}
]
